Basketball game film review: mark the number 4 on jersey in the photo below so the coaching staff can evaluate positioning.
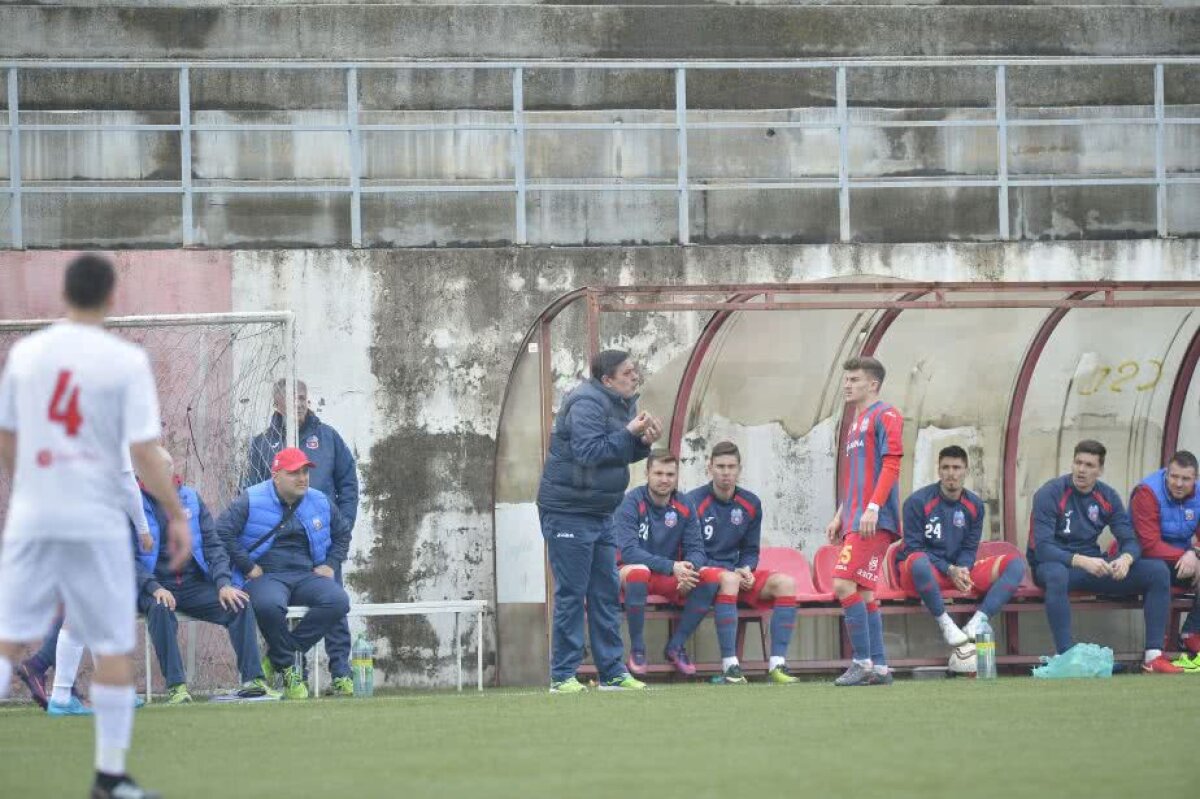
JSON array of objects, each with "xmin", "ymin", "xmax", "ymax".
[{"xmin": 48, "ymin": 370, "xmax": 84, "ymax": 436}]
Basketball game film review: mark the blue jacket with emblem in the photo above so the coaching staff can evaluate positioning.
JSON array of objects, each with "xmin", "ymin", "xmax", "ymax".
[
  {"xmin": 685, "ymin": 483, "xmax": 763, "ymax": 571},
  {"xmin": 614, "ymin": 485, "xmax": 706, "ymax": 575},
  {"xmin": 899, "ymin": 482, "xmax": 985, "ymax": 574},
  {"xmin": 216, "ymin": 480, "xmax": 351, "ymax": 587},
  {"xmin": 537, "ymin": 379, "xmax": 652, "ymax": 518},
  {"xmin": 1136, "ymin": 468, "xmax": 1200, "ymax": 549},
  {"xmin": 244, "ymin": 411, "xmax": 359, "ymax": 528},
  {"xmin": 1028, "ymin": 474, "xmax": 1138, "ymax": 570},
  {"xmin": 134, "ymin": 485, "xmax": 233, "ymax": 594}
]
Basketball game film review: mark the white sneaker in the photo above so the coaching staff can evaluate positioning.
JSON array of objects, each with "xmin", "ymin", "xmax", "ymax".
[
  {"xmin": 963, "ymin": 615, "xmax": 987, "ymax": 642},
  {"xmin": 941, "ymin": 622, "xmax": 969, "ymax": 647}
]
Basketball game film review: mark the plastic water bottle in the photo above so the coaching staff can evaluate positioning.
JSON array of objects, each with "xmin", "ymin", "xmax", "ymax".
[
  {"xmin": 975, "ymin": 618, "xmax": 997, "ymax": 680},
  {"xmin": 351, "ymin": 634, "xmax": 375, "ymax": 698}
]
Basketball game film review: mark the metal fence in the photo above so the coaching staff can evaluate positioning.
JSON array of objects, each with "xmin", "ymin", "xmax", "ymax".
[{"xmin": 3, "ymin": 57, "xmax": 1199, "ymax": 248}]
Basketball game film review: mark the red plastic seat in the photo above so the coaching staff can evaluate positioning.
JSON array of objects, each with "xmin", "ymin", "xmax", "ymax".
[
  {"xmin": 874, "ymin": 539, "xmax": 908, "ymax": 601},
  {"xmin": 758, "ymin": 547, "xmax": 829, "ymax": 602},
  {"xmin": 812, "ymin": 544, "xmax": 841, "ymax": 595}
]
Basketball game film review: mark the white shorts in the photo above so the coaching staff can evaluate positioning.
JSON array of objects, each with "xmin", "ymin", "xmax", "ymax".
[{"xmin": 0, "ymin": 538, "xmax": 136, "ymax": 656}]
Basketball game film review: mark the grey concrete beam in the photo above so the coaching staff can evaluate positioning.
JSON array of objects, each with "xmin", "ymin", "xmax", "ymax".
[{"xmin": 2, "ymin": 6, "xmax": 1200, "ymax": 60}]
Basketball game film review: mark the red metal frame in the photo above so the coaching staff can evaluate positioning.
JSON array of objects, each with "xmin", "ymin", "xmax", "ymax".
[
  {"xmin": 666, "ymin": 292, "xmax": 760, "ymax": 454},
  {"xmin": 1000, "ymin": 291, "xmax": 1095, "ymax": 545},
  {"xmin": 1162, "ymin": 322, "xmax": 1200, "ymax": 464}
]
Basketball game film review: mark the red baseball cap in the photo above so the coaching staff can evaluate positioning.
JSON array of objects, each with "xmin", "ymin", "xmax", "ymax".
[{"xmin": 271, "ymin": 447, "xmax": 315, "ymax": 474}]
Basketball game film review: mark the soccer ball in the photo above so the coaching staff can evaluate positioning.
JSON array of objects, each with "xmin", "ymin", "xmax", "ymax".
[{"xmin": 948, "ymin": 644, "xmax": 978, "ymax": 674}]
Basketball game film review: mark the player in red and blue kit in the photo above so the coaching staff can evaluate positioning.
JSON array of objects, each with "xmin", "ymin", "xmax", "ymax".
[
  {"xmin": 614, "ymin": 452, "xmax": 720, "ymax": 677},
  {"xmin": 687, "ymin": 441, "xmax": 798, "ymax": 685},
  {"xmin": 1029, "ymin": 439, "xmax": 1180, "ymax": 673},
  {"xmin": 898, "ymin": 446, "xmax": 1025, "ymax": 659},
  {"xmin": 825, "ymin": 356, "xmax": 902, "ymax": 686}
]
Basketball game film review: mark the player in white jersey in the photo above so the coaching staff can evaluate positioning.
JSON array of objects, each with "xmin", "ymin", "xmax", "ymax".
[{"xmin": 0, "ymin": 254, "xmax": 191, "ymax": 799}]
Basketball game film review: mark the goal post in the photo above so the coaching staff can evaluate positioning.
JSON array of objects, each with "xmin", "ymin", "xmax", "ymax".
[{"xmin": 0, "ymin": 310, "xmax": 296, "ymax": 694}]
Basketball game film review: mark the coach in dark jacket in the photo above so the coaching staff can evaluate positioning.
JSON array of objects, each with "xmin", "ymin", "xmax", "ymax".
[
  {"xmin": 536, "ymin": 350, "xmax": 661, "ymax": 692},
  {"xmin": 244, "ymin": 379, "xmax": 359, "ymax": 695}
]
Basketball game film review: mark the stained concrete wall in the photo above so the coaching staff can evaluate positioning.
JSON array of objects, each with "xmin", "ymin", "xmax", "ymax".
[
  {"xmin": 4, "ymin": 6, "xmax": 1200, "ymax": 59},
  {"xmin": 2, "ymin": 242, "xmax": 1199, "ymax": 685}
]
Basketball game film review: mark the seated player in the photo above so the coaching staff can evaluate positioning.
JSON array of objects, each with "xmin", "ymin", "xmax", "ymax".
[
  {"xmin": 1029, "ymin": 439, "xmax": 1180, "ymax": 673},
  {"xmin": 897, "ymin": 445, "xmax": 1025, "ymax": 665},
  {"xmin": 687, "ymin": 441, "xmax": 798, "ymax": 685},
  {"xmin": 217, "ymin": 447, "xmax": 352, "ymax": 699},
  {"xmin": 137, "ymin": 447, "xmax": 275, "ymax": 704},
  {"xmin": 614, "ymin": 452, "xmax": 719, "ymax": 677},
  {"xmin": 1128, "ymin": 450, "xmax": 1200, "ymax": 670}
]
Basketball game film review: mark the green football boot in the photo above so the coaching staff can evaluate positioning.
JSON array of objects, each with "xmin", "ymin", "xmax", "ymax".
[
  {"xmin": 330, "ymin": 676, "xmax": 355, "ymax": 697},
  {"xmin": 549, "ymin": 676, "xmax": 588, "ymax": 694},
  {"xmin": 767, "ymin": 665, "xmax": 798, "ymax": 684},
  {"xmin": 165, "ymin": 684, "xmax": 193, "ymax": 705},
  {"xmin": 282, "ymin": 666, "xmax": 309, "ymax": 700},
  {"xmin": 598, "ymin": 673, "xmax": 647, "ymax": 691}
]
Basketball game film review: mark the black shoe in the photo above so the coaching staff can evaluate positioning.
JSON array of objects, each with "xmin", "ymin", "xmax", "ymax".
[{"xmin": 90, "ymin": 775, "xmax": 162, "ymax": 799}]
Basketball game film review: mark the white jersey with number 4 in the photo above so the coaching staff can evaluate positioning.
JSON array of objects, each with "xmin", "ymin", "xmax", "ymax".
[{"xmin": 0, "ymin": 320, "xmax": 161, "ymax": 542}]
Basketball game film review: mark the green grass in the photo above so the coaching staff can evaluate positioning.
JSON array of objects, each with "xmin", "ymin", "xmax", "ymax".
[{"xmin": 0, "ymin": 678, "xmax": 1189, "ymax": 798}]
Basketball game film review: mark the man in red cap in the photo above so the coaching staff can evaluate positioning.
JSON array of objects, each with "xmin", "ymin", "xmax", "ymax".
[{"xmin": 215, "ymin": 446, "xmax": 351, "ymax": 699}]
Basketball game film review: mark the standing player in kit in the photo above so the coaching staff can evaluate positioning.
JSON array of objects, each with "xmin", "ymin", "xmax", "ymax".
[
  {"xmin": 825, "ymin": 356, "xmax": 904, "ymax": 687},
  {"xmin": 0, "ymin": 255, "xmax": 191, "ymax": 799}
]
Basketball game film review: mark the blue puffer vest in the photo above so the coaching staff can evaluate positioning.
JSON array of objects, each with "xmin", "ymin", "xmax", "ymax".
[
  {"xmin": 537, "ymin": 378, "xmax": 643, "ymax": 518},
  {"xmin": 1140, "ymin": 468, "xmax": 1200, "ymax": 548},
  {"xmin": 232, "ymin": 481, "xmax": 332, "ymax": 586},
  {"xmin": 137, "ymin": 486, "xmax": 207, "ymax": 576}
]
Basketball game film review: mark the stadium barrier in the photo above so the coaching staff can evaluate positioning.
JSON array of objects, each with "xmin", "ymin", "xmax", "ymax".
[
  {"xmin": 580, "ymin": 547, "xmax": 1195, "ymax": 676},
  {"xmin": 141, "ymin": 599, "xmax": 489, "ymax": 703}
]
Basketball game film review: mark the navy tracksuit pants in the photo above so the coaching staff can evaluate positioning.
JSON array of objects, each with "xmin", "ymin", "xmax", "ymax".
[
  {"xmin": 246, "ymin": 571, "xmax": 350, "ymax": 672},
  {"xmin": 137, "ymin": 578, "xmax": 264, "ymax": 686},
  {"xmin": 540, "ymin": 510, "xmax": 625, "ymax": 684},
  {"xmin": 1035, "ymin": 558, "xmax": 1171, "ymax": 654}
]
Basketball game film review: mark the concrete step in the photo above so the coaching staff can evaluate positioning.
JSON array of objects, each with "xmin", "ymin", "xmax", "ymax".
[{"xmin": 2, "ymin": 5, "xmax": 1198, "ymax": 60}]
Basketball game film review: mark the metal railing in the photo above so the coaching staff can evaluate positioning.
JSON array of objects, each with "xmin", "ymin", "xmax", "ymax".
[{"xmin": 3, "ymin": 57, "xmax": 1200, "ymax": 248}]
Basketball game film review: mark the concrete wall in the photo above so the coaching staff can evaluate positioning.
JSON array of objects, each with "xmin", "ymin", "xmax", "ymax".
[
  {"xmin": 4, "ymin": 6, "xmax": 1200, "ymax": 60},
  {"xmin": 2, "ymin": 242, "xmax": 1198, "ymax": 687}
]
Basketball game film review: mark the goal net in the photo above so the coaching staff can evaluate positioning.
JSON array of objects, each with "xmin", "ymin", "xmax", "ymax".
[{"xmin": 0, "ymin": 311, "xmax": 295, "ymax": 697}]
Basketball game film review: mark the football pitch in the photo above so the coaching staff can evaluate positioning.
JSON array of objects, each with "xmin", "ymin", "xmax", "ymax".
[{"xmin": 0, "ymin": 678, "xmax": 1188, "ymax": 799}]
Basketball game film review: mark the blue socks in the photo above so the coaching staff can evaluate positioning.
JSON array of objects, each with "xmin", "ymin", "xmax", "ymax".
[
  {"xmin": 908, "ymin": 555, "xmax": 946, "ymax": 616},
  {"xmin": 623, "ymin": 576, "xmax": 649, "ymax": 655},
  {"xmin": 714, "ymin": 594, "xmax": 739, "ymax": 658},
  {"xmin": 867, "ymin": 601, "xmax": 886, "ymax": 667},
  {"xmin": 841, "ymin": 594, "xmax": 871, "ymax": 662},
  {"xmin": 667, "ymin": 582, "xmax": 718, "ymax": 653},
  {"xmin": 769, "ymin": 597, "xmax": 797, "ymax": 659}
]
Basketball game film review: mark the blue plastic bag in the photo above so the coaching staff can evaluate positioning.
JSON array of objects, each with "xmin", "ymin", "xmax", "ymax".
[{"xmin": 1031, "ymin": 642, "xmax": 1114, "ymax": 679}]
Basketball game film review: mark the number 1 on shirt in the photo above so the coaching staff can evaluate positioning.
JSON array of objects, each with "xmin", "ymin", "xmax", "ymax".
[{"xmin": 48, "ymin": 370, "xmax": 83, "ymax": 436}]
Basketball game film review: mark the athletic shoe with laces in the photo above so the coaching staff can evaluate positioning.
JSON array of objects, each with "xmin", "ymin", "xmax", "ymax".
[
  {"xmin": 664, "ymin": 647, "xmax": 696, "ymax": 677},
  {"xmin": 834, "ymin": 661, "xmax": 875, "ymax": 687},
  {"xmin": 47, "ymin": 694, "xmax": 93, "ymax": 716},
  {"xmin": 869, "ymin": 668, "xmax": 895, "ymax": 685},
  {"xmin": 90, "ymin": 774, "xmax": 162, "ymax": 799},
  {"xmin": 330, "ymin": 676, "xmax": 355, "ymax": 697},
  {"xmin": 626, "ymin": 650, "xmax": 648, "ymax": 676},
  {"xmin": 282, "ymin": 665, "xmax": 309, "ymax": 699},
  {"xmin": 236, "ymin": 677, "xmax": 280, "ymax": 699},
  {"xmin": 767, "ymin": 665, "xmax": 798, "ymax": 684},
  {"xmin": 165, "ymin": 684, "xmax": 193, "ymax": 705},
  {"xmin": 1142, "ymin": 655, "xmax": 1185, "ymax": 674},
  {"xmin": 15, "ymin": 658, "xmax": 49, "ymax": 710},
  {"xmin": 598, "ymin": 673, "xmax": 647, "ymax": 691},
  {"xmin": 962, "ymin": 615, "xmax": 988, "ymax": 642},
  {"xmin": 716, "ymin": 664, "xmax": 748, "ymax": 685},
  {"xmin": 1169, "ymin": 653, "xmax": 1200, "ymax": 673},
  {"xmin": 260, "ymin": 656, "xmax": 277, "ymax": 688},
  {"xmin": 549, "ymin": 676, "xmax": 588, "ymax": 694}
]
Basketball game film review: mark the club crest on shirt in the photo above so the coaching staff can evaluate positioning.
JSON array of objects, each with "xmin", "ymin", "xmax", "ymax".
[
  {"xmin": 664, "ymin": 510, "xmax": 677, "ymax": 528},
  {"xmin": 953, "ymin": 509, "xmax": 966, "ymax": 528},
  {"xmin": 312, "ymin": 517, "xmax": 324, "ymax": 530},
  {"xmin": 731, "ymin": 507, "xmax": 744, "ymax": 526},
  {"xmin": 1186, "ymin": 509, "xmax": 1196, "ymax": 522},
  {"xmin": 306, "ymin": 435, "xmax": 320, "ymax": 450},
  {"xmin": 1087, "ymin": 504, "xmax": 1100, "ymax": 523},
  {"xmin": 859, "ymin": 417, "xmax": 871, "ymax": 433}
]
